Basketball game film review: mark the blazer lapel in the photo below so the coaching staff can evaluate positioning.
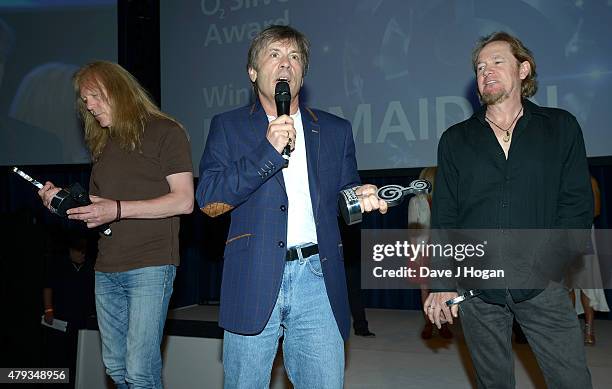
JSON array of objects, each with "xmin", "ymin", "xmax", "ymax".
[{"xmin": 303, "ymin": 106, "xmax": 321, "ymax": 221}]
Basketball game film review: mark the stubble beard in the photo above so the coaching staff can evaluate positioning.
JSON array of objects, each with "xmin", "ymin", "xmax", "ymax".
[{"xmin": 480, "ymin": 89, "xmax": 509, "ymax": 106}]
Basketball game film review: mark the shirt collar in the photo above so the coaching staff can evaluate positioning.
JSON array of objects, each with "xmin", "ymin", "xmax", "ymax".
[{"xmin": 472, "ymin": 98, "xmax": 542, "ymax": 127}]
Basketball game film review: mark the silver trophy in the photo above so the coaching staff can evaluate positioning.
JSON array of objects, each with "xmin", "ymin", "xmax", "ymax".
[{"xmin": 338, "ymin": 179, "xmax": 431, "ymax": 225}]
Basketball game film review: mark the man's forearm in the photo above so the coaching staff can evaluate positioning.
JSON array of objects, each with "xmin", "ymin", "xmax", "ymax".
[
  {"xmin": 43, "ymin": 288, "xmax": 53, "ymax": 310},
  {"xmin": 120, "ymin": 191, "xmax": 194, "ymax": 219}
]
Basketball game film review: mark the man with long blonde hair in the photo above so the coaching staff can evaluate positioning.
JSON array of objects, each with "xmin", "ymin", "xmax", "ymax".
[{"xmin": 39, "ymin": 61, "xmax": 194, "ymax": 388}]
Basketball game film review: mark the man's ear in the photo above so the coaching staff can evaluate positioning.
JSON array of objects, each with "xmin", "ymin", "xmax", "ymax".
[
  {"xmin": 248, "ymin": 67, "xmax": 257, "ymax": 83},
  {"xmin": 519, "ymin": 61, "xmax": 530, "ymax": 80}
]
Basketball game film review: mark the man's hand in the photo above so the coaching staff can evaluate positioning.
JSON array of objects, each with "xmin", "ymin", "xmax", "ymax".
[
  {"xmin": 37, "ymin": 181, "xmax": 62, "ymax": 210},
  {"xmin": 66, "ymin": 196, "xmax": 118, "ymax": 229},
  {"xmin": 44, "ymin": 311, "xmax": 54, "ymax": 325},
  {"xmin": 355, "ymin": 184, "xmax": 388, "ymax": 214},
  {"xmin": 423, "ymin": 292, "xmax": 459, "ymax": 329},
  {"xmin": 266, "ymin": 115, "xmax": 296, "ymax": 154}
]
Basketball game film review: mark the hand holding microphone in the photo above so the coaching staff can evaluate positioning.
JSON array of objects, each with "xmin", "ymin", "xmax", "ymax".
[
  {"xmin": 267, "ymin": 115, "xmax": 296, "ymax": 156},
  {"xmin": 269, "ymin": 80, "xmax": 294, "ymax": 167}
]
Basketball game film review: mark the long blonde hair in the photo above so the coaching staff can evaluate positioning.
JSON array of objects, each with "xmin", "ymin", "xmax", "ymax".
[
  {"xmin": 418, "ymin": 166, "xmax": 437, "ymax": 201},
  {"xmin": 408, "ymin": 166, "xmax": 437, "ymax": 229},
  {"xmin": 74, "ymin": 61, "xmax": 181, "ymax": 160}
]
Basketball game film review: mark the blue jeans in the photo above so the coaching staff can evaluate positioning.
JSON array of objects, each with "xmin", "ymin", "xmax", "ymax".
[
  {"xmin": 223, "ymin": 252, "xmax": 344, "ymax": 389},
  {"xmin": 95, "ymin": 265, "xmax": 176, "ymax": 389}
]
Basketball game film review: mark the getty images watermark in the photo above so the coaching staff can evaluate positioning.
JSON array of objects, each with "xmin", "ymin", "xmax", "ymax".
[
  {"xmin": 361, "ymin": 229, "xmax": 604, "ymax": 290},
  {"xmin": 371, "ymin": 239, "xmax": 503, "ymax": 280}
]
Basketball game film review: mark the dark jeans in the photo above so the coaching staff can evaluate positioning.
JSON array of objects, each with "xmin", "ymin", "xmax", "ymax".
[{"xmin": 459, "ymin": 286, "xmax": 592, "ymax": 389}]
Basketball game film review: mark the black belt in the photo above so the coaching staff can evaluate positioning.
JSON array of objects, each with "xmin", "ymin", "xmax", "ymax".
[{"xmin": 285, "ymin": 244, "xmax": 319, "ymax": 261}]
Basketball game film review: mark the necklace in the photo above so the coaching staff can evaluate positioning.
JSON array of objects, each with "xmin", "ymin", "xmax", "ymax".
[
  {"xmin": 486, "ymin": 106, "xmax": 523, "ymax": 142},
  {"xmin": 72, "ymin": 261, "xmax": 84, "ymax": 272}
]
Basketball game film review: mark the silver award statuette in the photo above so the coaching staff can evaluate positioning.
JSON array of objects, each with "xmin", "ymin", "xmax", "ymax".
[
  {"xmin": 339, "ymin": 186, "xmax": 362, "ymax": 225},
  {"xmin": 338, "ymin": 179, "xmax": 432, "ymax": 225}
]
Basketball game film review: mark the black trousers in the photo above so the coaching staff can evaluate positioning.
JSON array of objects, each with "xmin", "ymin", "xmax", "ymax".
[
  {"xmin": 344, "ymin": 258, "xmax": 368, "ymax": 332},
  {"xmin": 459, "ymin": 286, "xmax": 592, "ymax": 389},
  {"xmin": 43, "ymin": 326, "xmax": 79, "ymax": 389}
]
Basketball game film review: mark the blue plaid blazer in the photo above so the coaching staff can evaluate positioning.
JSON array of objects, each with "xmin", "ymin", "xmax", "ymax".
[{"xmin": 196, "ymin": 100, "xmax": 360, "ymax": 340}]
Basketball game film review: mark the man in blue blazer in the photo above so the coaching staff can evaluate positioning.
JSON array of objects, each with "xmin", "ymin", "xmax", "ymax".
[{"xmin": 197, "ymin": 25, "xmax": 387, "ymax": 388}]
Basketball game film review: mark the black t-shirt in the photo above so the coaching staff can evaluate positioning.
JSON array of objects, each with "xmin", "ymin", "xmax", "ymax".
[{"xmin": 44, "ymin": 256, "xmax": 95, "ymax": 330}]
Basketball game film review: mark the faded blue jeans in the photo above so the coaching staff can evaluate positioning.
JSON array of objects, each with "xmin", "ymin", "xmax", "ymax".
[
  {"xmin": 223, "ymin": 252, "xmax": 345, "ymax": 389},
  {"xmin": 95, "ymin": 265, "xmax": 176, "ymax": 389}
]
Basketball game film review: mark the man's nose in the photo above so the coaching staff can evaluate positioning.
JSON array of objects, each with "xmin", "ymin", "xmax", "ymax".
[{"xmin": 279, "ymin": 56, "xmax": 291, "ymax": 69}]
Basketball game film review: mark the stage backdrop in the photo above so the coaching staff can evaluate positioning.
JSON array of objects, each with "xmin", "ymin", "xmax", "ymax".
[
  {"xmin": 0, "ymin": 0, "xmax": 117, "ymax": 167},
  {"xmin": 161, "ymin": 0, "xmax": 612, "ymax": 175}
]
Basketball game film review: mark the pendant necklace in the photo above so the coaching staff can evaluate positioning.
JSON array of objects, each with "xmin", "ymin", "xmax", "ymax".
[{"xmin": 486, "ymin": 106, "xmax": 523, "ymax": 142}]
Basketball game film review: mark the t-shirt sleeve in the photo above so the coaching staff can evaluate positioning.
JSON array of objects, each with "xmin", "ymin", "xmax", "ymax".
[
  {"xmin": 158, "ymin": 121, "xmax": 193, "ymax": 177},
  {"xmin": 89, "ymin": 168, "xmax": 100, "ymax": 196}
]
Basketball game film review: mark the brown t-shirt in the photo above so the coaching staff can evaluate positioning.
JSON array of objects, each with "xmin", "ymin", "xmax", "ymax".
[{"xmin": 90, "ymin": 117, "xmax": 193, "ymax": 272}]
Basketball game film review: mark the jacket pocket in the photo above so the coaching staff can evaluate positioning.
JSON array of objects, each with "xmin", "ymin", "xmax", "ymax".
[{"xmin": 225, "ymin": 233, "xmax": 253, "ymax": 255}]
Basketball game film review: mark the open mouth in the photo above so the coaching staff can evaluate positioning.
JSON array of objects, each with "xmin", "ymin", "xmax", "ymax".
[{"xmin": 276, "ymin": 77, "xmax": 289, "ymax": 83}]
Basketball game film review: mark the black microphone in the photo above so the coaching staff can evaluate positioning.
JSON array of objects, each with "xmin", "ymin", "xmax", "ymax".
[{"xmin": 274, "ymin": 81, "xmax": 291, "ymax": 167}]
